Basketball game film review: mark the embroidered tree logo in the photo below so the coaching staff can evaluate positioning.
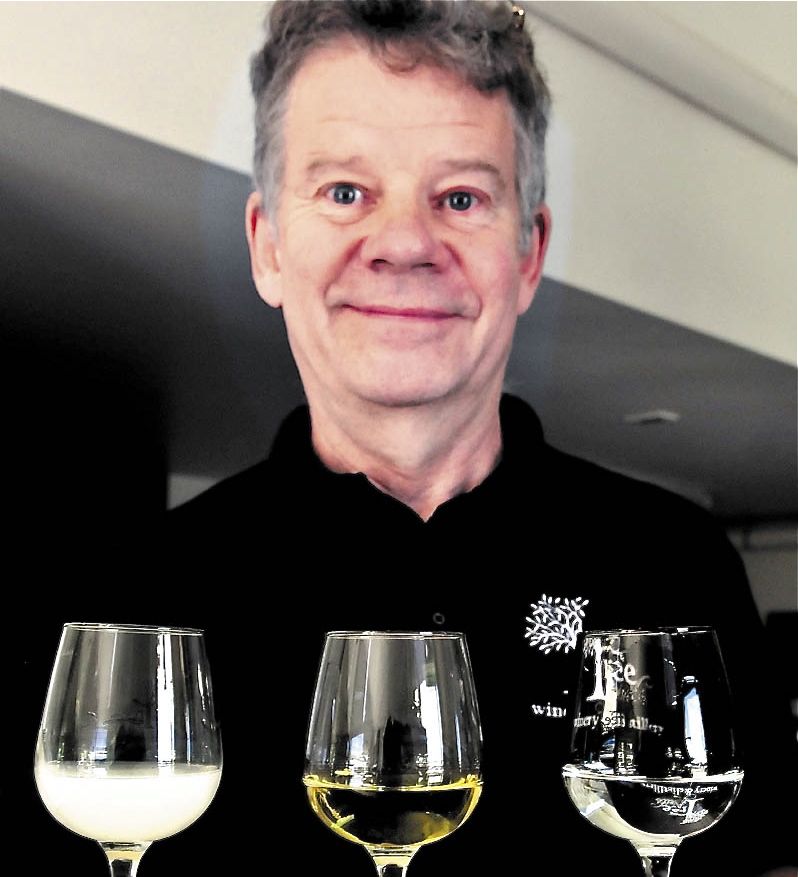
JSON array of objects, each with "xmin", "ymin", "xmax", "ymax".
[{"xmin": 525, "ymin": 594, "xmax": 589, "ymax": 654}]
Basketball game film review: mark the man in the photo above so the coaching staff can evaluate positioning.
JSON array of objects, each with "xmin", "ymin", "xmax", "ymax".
[
  {"xmin": 27, "ymin": 2, "xmax": 794, "ymax": 875},
  {"xmin": 165, "ymin": 3, "xmax": 797, "ymax": 875},
  {"xmin": 243, "ymin": 1, "xmax": 550, "ymax": 527}
]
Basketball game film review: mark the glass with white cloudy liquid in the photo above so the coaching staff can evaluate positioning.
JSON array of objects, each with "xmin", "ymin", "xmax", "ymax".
[{"xmin": 35, "ymin": 623, "xmax": 222, "ymax": 877}]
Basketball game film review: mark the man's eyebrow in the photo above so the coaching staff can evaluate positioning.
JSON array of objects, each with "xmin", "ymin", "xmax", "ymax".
[
  {"xmin": 435, "ymin": 160, "xmax": 507, "ymax": 195},
  {"xmin": 303, "ymin": 155, "xmax": 372, "ymax": 181},
  {"xmin": 302, "ymin": 156, "xmax": 508, "ymax": 192}
]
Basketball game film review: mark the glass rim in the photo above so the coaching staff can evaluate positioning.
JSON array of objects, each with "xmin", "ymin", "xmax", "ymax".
[
  {"xmin": 584, "ymin": 626, "xmax": 715, "ymax": 637},
  {"xmin": 325, "ymin": 630, "xmax": 465, "ymax": 640},
  {"xmin": 64, "ymin": 622, "xmax": 204, "ymax": 636}
]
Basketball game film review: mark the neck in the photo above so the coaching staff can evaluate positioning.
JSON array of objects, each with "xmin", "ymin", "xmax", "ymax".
[{"xmin": 307, "ymin": 391, "xmax": 504, "ymax": 522}]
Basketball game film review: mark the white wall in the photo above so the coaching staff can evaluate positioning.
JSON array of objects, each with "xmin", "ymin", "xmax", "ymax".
[
  {"xmin": 1, "ymin": 1, "xmax": 795, "ymax": 364},
  {"xmin": 0, "ymin": 2, "xmax": 263, "ymax": 173},
  {"xmin": 529, "ymin": 12, "xmax": 796, "ymax": 365}
]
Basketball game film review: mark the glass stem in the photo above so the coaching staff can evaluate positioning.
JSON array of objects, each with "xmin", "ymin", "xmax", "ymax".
[
  {"xmin": 368, "ymin": 848, "xmax": 416, "ymax": 877},
  {"xmin": 100, "ymin": 842, "xmax": 151, "ymax": 877},
  {"xmin": 638, "ymin": 854, "xmax": 674, "ymax": 877}
]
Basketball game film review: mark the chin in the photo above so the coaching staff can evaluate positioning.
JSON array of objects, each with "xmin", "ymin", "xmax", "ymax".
[{"xmin": 346, "ymin": 374, "xmax": 466, "ymax": 410}]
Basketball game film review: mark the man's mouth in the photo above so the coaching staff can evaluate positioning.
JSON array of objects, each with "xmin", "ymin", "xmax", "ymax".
[{"xmin": 343, "ymin": 305, "xmax": 456, "ymax": 320}]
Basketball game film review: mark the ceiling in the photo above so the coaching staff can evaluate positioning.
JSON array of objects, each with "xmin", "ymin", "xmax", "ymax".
[
  {"xmin": 2, "ymin": 89, "xmax": 795, "ymax": 524},
  {"xmin": 526, "ymin": 0, "xmax": 796, "ymax": 161},
  {"xmin": 648, "ymin": 1, "xmax": 796, "ymax": 96}
]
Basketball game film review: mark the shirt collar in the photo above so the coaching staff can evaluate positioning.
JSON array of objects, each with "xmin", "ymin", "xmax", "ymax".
[{"xmin": 268, "ymin": 393, "xmax": 546, "ymax": 518}]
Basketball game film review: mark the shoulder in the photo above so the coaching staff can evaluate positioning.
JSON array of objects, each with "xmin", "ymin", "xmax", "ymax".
[
  {"xmin": 546, "ymin": 444, "xmax": 702, "ymax": 515},
  {"xmin": 503, "ymin": 394, "xmax": 722, "ymax": 530},
  {"xmin": 501, "ymin": 392, "xmax": 730, "ymax": 539},
  {"xmin": 543, "ymin": 442, "xmax": 737, "ymax": 553},
  {"xmin": 545, "ymin": 443, "xmax": 755, "ymax": 615}
]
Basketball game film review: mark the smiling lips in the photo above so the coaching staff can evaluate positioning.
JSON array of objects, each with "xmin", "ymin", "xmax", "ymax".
[{"xmin": 343, "ymin": 304, "xmax": 458, "ymax": 321}]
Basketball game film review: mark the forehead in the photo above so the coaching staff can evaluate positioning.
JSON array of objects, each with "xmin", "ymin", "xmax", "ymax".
[{"xmin": 281, "ymin": 37, "xmax": 516, "ymax": 168}]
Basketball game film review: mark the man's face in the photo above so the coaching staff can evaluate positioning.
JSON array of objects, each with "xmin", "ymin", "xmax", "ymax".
[{"xmin": 247, "ymin": 39, "xmax": 548, "ymax": 412}]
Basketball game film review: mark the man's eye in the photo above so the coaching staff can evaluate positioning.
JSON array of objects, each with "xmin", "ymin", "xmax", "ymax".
[
  {"xmin": 327, "ymin": 184, "xmax": 362, "ymax": 205},
  {"xmin": 445, "ymin": 191, "xmax": 477, "ymax": 212}
]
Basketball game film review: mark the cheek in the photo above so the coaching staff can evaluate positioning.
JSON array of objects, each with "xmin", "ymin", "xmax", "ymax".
[
  {"xmin": 467, "ymin": 242, "xmax": 523, "ymax": 316},
  {"xmin": 283, "ymin": 223, "xmax": 361, "ymax": 299}
]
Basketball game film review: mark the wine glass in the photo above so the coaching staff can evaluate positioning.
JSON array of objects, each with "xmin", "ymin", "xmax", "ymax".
[
  {"xmin": 304, "ymin": 631, "xmax": 483, "ymax": 876},
  {"xmin": 562, "ymin": 627, "xmax": 743, "ymax": 877},
  {"xmin": 34, "ymin": 622, "xmax": 223, "ymax": 877}
]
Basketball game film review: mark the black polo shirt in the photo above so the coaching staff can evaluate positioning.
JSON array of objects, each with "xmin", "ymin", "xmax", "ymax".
[{"xmin": 19, "ymin": 395, "xmax": 796, "ymax": 875}]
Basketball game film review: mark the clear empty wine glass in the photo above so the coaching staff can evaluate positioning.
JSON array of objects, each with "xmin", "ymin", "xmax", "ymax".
[
  {"xmin": 34, "ymin": 622, "xmax": 223, "ymax": 877},
  {"xmin": 562, "ymin": 627, "xmax": 743, "ymax": 877},
  {"xmin": 304, "ymin": 631, "xmax": 483, "ymax": 877}
]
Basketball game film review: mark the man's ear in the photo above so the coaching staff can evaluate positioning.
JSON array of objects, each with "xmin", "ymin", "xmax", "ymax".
[
  {"xmin": 245, "ymin": 191, "xmax": 282, "ymax": 309},
  {"xmin": 517, "ymin": 204, "xmax": 551, "ymax": 315}
]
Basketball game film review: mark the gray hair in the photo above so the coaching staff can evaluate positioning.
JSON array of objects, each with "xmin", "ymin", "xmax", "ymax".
[{"xmin": 250, "ymin": 0, "xmax": 550, "ymax": 250}]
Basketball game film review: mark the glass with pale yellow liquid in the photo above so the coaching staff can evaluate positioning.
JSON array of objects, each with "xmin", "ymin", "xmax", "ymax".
[{"xmin": 304, "ymin": 631, "xmax": 483, "ymax": 876}]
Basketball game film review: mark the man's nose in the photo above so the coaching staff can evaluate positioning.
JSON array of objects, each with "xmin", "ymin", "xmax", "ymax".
[{"xmin": 360, "ymin": 197, "xmax": 450, "ymax": 272}]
